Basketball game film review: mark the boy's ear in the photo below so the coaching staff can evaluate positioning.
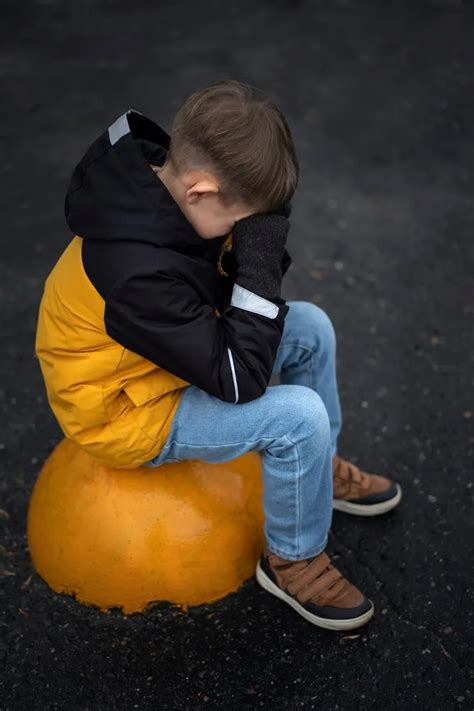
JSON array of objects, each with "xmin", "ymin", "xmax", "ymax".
[{"xmin": 185, "ymin": 172, "xmax": 220, "ymax": 204}]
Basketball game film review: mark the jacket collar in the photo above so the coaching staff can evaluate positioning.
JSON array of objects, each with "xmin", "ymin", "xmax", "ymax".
[{"xmin": 65, "ymin": 110, "xmax": 229, "ymax": 261}]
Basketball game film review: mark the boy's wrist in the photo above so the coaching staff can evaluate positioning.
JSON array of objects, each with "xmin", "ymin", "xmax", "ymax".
[{"xmin": 232, "ymin": 213, "xmax": 290, "ymax": 301}]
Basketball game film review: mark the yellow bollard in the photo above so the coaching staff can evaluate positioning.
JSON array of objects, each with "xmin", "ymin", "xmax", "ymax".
[{"xmin": 27, "ymin": 438, "xmax": 265, "ymax": 614}]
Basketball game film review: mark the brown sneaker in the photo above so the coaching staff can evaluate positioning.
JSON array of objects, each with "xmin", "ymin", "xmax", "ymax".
[
  {"xmin": 332, "ymin": 454, "xmax": 402, "ymax": 516},
  {"xmin": 255, "ymin": 544, "xmax": 374, "ymax": 631}
]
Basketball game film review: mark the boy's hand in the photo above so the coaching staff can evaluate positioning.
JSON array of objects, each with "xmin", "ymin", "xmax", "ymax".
[
  {"xmin": 273, "ymin": 201, "xmax": 293, "ymax": 219},
  {"xmin": 232, "ymin": 210, "xmax": 291, "ymax": 302}
]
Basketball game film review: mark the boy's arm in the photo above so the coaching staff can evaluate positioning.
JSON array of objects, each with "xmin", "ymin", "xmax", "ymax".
[
  {"xmin": 216, "ymin": 246, "xmax": 292, "ymax": 310},
  {"xmin": 281, "ymin": 247, "xmax": 292, "ymax": 277},
  {"xmin": 105, "ymin": 214, "xmax": 290, "ymax": 404}
]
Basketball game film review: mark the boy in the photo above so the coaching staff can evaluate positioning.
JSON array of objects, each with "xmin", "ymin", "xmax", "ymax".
[{"xmin": 35, "ymin": 80, "xmax": 401, "ymax": 631}]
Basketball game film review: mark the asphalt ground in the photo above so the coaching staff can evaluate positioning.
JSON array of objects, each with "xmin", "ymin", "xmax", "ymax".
[{"xmin": 1, "ymin": 1, "xmax": 473, "ymax": 709}]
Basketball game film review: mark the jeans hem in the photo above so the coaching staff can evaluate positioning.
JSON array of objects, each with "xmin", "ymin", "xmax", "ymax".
[{"xmin": 265, "ymin": 536, "xmax": 328, "ymax": 562}]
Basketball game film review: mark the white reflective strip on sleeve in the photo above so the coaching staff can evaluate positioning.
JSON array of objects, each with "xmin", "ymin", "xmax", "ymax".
[
  {"xmin": 227, "ymin": 347, "xmax": 239, "ymax": 403},
  {"xmin": 230, "ymin": 283, "xmax": 279, "ymax": 320},
  {"xmin": 108, "ymin": 112, "xmax": 131, "ymax": 145}
]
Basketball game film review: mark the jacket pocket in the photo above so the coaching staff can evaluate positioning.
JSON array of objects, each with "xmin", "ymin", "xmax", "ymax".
[
  {"xmin": 122, "ymin": 370, "xmax": 189, "ymax": 408},
  {"xmin": 105, "ymin": 388, "xmax": 135, "ymax": 421}
]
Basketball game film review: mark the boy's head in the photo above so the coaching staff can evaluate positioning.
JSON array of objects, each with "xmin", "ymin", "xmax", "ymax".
[{"xmin": 152, "ymin": 79, "xmax": 299, "ymax": 240}]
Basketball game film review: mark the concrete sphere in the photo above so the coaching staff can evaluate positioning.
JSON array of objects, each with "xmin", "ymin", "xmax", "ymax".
[{"xmin": 27, "ymin": 439, "xmax": 265, "ymax": 614}]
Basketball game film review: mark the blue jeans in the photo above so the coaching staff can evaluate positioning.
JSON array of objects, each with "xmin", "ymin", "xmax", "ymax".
[{"xmin": 143, "ymin": 301, "xmax": 343, "ymax": 561}]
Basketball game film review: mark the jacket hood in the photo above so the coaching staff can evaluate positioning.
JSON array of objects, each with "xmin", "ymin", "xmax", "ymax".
[{"xmin": 64, "ymin": 110, "xmax": 228, "ymax": 259}]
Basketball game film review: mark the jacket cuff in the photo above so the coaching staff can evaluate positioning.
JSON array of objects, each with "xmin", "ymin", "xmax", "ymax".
[{"xmin": 230, "ymin": 283, "xmax": 288, "ymax": 320}]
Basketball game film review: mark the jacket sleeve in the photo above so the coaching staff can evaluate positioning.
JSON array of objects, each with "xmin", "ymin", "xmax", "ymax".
[
  {"xmin": 216, "ymin": 245, "xmax": 293, "ymax": 311},
  {"xmin": 104, "ymin": 249, "xmax": 289, "ymax": 404}
]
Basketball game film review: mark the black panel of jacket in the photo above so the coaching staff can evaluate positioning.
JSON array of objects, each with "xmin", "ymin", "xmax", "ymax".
[{"xmin": 65, "ymin": 110, "xmax": 293, "ymax": 404}]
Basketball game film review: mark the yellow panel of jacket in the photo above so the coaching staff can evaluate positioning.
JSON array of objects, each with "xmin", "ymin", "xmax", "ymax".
[{"xmin": 35, "ymin": 236, "xmax": 190, "ymax": 469}]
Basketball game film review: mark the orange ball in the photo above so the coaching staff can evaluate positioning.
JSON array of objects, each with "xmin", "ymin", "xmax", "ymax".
[{"xmin": 27, "ymin": 438, "xmax": 265, "ymax": 614}]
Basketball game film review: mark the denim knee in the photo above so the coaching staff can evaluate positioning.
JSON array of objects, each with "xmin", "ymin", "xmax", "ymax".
[
  {"xmin": 293, "ymin": 301, "xmax": 337, "ymax": 353},
  {"xmin": 280, "ymin": 385, "xmax": 331, "ymax": 443}
]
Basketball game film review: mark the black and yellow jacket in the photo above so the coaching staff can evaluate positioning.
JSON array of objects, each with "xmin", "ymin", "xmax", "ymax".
[{"xmin": 35, "ymin": 110, "xmax": 292, "ymax": 469}]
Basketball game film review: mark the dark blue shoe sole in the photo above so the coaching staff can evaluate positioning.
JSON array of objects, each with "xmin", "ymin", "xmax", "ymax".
[
  {"xmin": 333, "ymin": 483, "xmax": 402, "ymax": 516},
  {"xmin": 255, "ymin": 560, "xmax": 375, "ymax": 631}
]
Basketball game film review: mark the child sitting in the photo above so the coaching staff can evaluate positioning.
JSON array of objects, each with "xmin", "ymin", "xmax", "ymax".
[{"xmin": 35, "ymin": 79, "xmax": 401, "ymax": 631}]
